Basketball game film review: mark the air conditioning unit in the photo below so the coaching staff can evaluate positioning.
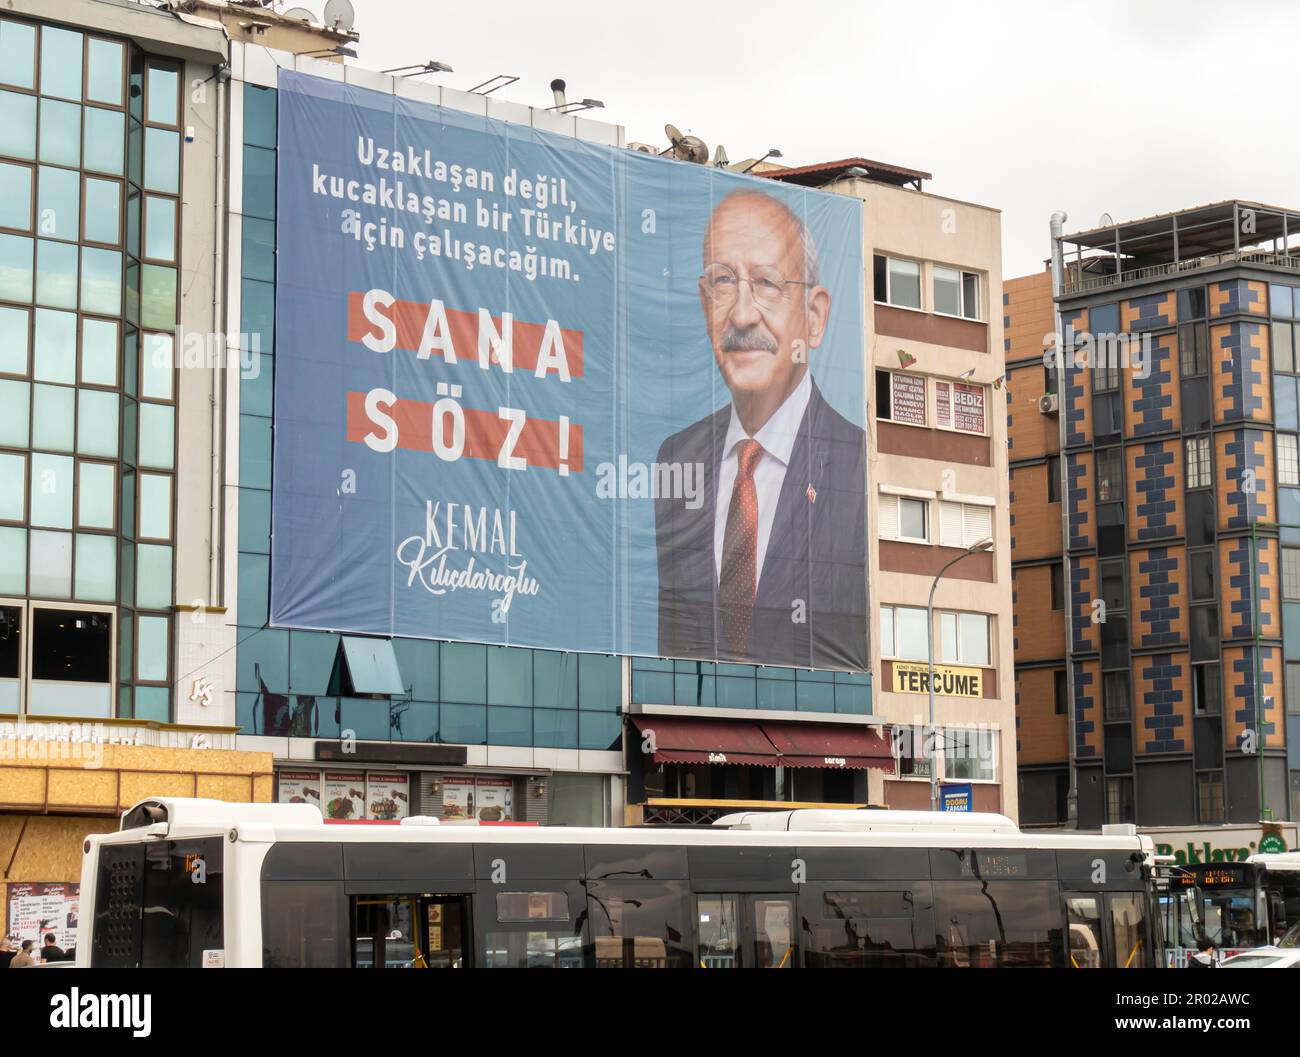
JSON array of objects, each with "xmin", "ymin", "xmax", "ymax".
[
  {"xmin": 626, "ymin": 142, "xmax": 658, "ymax": 154},
  {"xmin": 1038, "ymin": 393, "xmax": 1059, "ymax": 415}
]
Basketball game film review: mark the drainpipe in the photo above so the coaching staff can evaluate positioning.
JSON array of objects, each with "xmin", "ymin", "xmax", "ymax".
[
  {"xmin": 1050, "ymin": 209, "xmax": 1078, "ymax": 828},
  {"xmin": 210, "ymin": 64, "xmax": 229, "ymax": 608}
]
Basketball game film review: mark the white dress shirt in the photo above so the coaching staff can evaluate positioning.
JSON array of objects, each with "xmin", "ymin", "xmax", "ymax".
[{"xmin": 714, "ymin": 371, "xmax": 812, "ymax": 587}]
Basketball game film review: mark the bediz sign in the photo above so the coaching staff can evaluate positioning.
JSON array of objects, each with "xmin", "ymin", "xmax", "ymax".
[{"xmin": 891, "ymin": 662, "xmax": 983, "ymax": 698}]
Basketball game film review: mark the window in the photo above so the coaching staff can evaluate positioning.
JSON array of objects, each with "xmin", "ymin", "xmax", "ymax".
[
  {"xmin": 939, "ymin": 611, "xmax": 990, "ymax": 666},
  {"xmin": 944, "ymin": 727, "xmax": 996, "ymax": 782},
  {"xmin": 1278, "ymin": 433, "xmax": 1299, "ymax": 487},
  {"xmin": 935, "ymin": 380, "xmax": 987, "ymax": 434},
  {"xmin": 938, "ymin": 500, "xmax": 992, "ymax": 549},
  {"xmin": 878, "ymin": 493, "xmax": 929, "ymax": 543},
  {"xmin": 1193, "ymin": 663, "xmax": 1221, "ymax": 715},
  {"xmin": 1050, "ymin": 563, "xmax": 1064, "ymax": 611},
  {"xmin": 880, "ymin": 605, "xmax": 929, "ymax": 661},
  {"xmin": 876, "ymin": 370, "xmax": 926, "ymax": 425},
  {"xmin": 1046, "ymin": 455, "xmax": 1061, "ymax": 503},
  {"xmin": 1178, "ymin": 286, "xmax": 1207, "ymax": 321},
  {"xmin": 1198, "ymin": 772, "xmax": 1225, "ymax": 824},
  {"xmin": 1099, "ymin": 560, "xmax": 1126, "ymax": 614},
  {"xmin": 1103, "ymin": 671, "xmax": 1130, "ymax": 722},
  {"xmin": 1273, "ymin": 321, "xmax": 1295, "ymax": 374},
  {"xmin": 1178, "ymin": 323, "xmax": 1208, "ymax": 376},
  {"xmin": 1095, "ymin": 449, "xmax": 1123, "ymax": 502},
  {"xmin": 1054, "ymin": 669, "xmax": 1067, "ymax": 715},
  {"xmin": 1286, "ymin": 662, "xmax": 1300, "ymax": 716},
  {"xmin": 1043, "ymin": 363, "xmax": 1056, "ymax": 396},
  {"xmin": 1284, "ymin": 547, "xmax": 1300, "ymax": 601},
  {"xmin": 896, "ymin": 725, "xmax": 932, "ymax": 777},
  {"xmin": 1092, "ymin": 360, "xmax": 1120, "ymax": 393},
  {"xmin": 1189, "ymin": 550, "xmax": 1214, "ymax": 601},
  {"xmin": 873, "ymin": 254, "xmax": 921, "ymax": 309},
  {"xmin": 28, "ymin": 605, "xmax": 113, "ymax": 717},
  {"xmin": 1184, "ymin": 435, "xmax": 1212, "ymax": 488},
  {"xmin": 1106, "ymin": 777, "xmax": 1134, "ymax": 824},
  {"xmin": 933, "ymin": 265, "xmax": 980, "ymax": 320}
]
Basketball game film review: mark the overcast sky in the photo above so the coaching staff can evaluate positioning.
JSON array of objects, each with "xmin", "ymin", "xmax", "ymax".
[{"xmin": 344, "ymin": 0, "xmax": 1300, "ymax": 279}]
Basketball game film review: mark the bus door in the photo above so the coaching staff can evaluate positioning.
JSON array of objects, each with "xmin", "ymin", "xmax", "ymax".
[
  {"xmin": 696, "ymin": 894, "xmax": 797, "ymax": 968},
  {"xmin": 1063, "ymin": 890, "xmax": 1150, "ymax": 968},
  {"xmin": 352, "ymin": 894, "xmax": 471, "ymax": 968}
]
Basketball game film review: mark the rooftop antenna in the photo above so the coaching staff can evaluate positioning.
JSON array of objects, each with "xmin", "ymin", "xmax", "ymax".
[
  {"xmin": 1099, "ymin": 212, "xmax": 1114, "ymax": 226},
  {"xmin": 664, "ymin": 123, "xmax": 709, "ymax": 165},
  {"xmin": 323, "ymin": 0, "xmax": 356, "ymax": 32}
]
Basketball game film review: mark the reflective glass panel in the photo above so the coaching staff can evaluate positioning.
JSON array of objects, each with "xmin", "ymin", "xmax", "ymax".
[
  {"xmin": 35, "ymin": 238, "xmax": 77, "ymax": 308},
  {"xmin": 0, "ymin": 19, "xmax": 36, "ymax": 91},
  {"xmin": 0, "ymin": 90, "xmax": 36, "ymax": 159},
  {"xmin": 143, "ymin": 195, "xmax": 175, "ymax": 262},
  {"xmin": 0, "ymin": 233, "xmax": 32, "ymax": 301},
  {"xmin": 39, "ymin": 26, "xmax": 82, "ymax": 101},
  {"xmin": 74, "ymin": 532, "xmax": 115, "ymax": 601},
  {"xmin": 83, "ymin": 106, "xmax": 124, "ymax": 175},
  {"xmin": 76, "ymin": 388, "xmax": 118, "ymax": 458},
  {"xmin": 0, "ymin": 161, "xmax": 32, "ymax": 230},
  {"xmin": 137, "ymin": 614, "xmax": 168, "ymax": 681},
  {"xmin": 138, "ymin": 472, "xmax": 170, "ymax": 539},
  {"xmin": 0, "ymin": 305, "xmax": 29, "ymax": 374},
  {"xmin": 138, "ymin": 401, "xmax": 173, "ymax": 469},
  {"xmin": 84, "ymin": 177, "xmax": 120, "ymax": 245},
  {"xmin": 0, "ymin": 379, "xmax": 28, "ymax": 447},
  {"xmin": 31, "ymin": 383, "xmax": 74, "ymax": 451},
  {"xmin": 80, "ymin": 246, "xmax": 121, "ymax": 315},
  {"xmin": 140, "ymin": 332, "xmax": 172, "ymax": 399},
  {"xmin": 37, "ymin": 164, "xmax": 79, "ymax": 241},
  {"xmin": 28, "ymin": 530, "xmax": 71, "ymax": 597},
  {"xmin": 33, "ymin": 308, "xmax": 75, "ymax": 382},
  {"xmin": 80, "ymin": 316, "xmax": 117, "ymax": 386},
  {"xmin": 0, "ymin": 526, "xmax": 24, "ymax": 592},
  {"xmin": 0, "ymin": 451, "xmax": 24, "ymax": 520},
  {"xmin": 142, "ymin": 127, "xmax": 178, "ymax": 193},
  {"xmin": 77, "ymin": 460, "xmax": 115, "ymax": 529},
  {"xmin": 38, "ymin": 99, "xmax": 80, "ymax": 167},
  {"xmin": 29, "ymin": 452, "xmax": 73, "ymax": 527},
  {"xmin": 139, "ymin": 264, "xmax": 175, "ymax": 330},
  {"xmin": 145, "ymin": 65, "xmax": 179, "ymax": 126},
  {"xmin": 86, "ymin": 39, "xmax": 124, "ymax": 106},
  {"xmin": 135, "ymin": 542, "xmax": 172, "ymax": 609}
]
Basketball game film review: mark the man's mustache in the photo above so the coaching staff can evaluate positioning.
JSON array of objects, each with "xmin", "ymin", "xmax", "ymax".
[{"xmin": 720, "ymin": 323, "xmax": 779, "ymax": 354}]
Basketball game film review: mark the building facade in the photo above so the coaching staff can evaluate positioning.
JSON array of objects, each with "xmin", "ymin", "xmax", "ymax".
[{"xmin": 1010, "ymin": 201, "xmax": 1300, "ymax": 834}]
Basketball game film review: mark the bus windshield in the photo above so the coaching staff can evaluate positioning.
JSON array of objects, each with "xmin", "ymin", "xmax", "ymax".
[{"xmin": 1279, "ymin": 922, "xmax": 1300, "ymax": 949}]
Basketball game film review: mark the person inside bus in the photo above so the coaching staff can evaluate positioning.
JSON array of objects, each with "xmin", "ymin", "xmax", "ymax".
[
  {"xmin": 10, "ymin": 940, "xmax": 34, "ymax": 968},
  {"xmin": 41, "ymin": 934, "xmax": 67, "ymax": 963},
  {"xmin": 1187, "ymin": 935, "xmax": 1217, "ymax": 968}
]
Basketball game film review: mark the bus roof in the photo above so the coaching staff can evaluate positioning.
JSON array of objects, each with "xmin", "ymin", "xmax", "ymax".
[{"xmin": 1247, "ymin": 852, "xmax": 1300, "ymax": 872}]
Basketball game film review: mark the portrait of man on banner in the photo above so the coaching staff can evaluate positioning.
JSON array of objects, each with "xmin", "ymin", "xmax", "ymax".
[{"xmin": 654, "ymin": 189, "xmax": 867, "ymax": 670}]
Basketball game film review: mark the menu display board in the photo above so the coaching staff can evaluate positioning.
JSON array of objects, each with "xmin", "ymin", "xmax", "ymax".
[
  {"xmin": 890, "ymin": 372, "xmax": 927, "ymax": 425},
  {"xmin": 475, "ymin": 778, "xmax": 514, "ymax": 822},
  {"xmin": 365, "ymin": 773, "xmax": 410, "ymax": 820},
  {"xmin": 441, "ymin": 778, "xmax": 475, "ymax": 820},
  {"xmin": 7, "ymin": 882, "xmax": 79, "ymax": 951},
  {"xmin": 323, "ymin": 772, "xmax": 366, "ymax": 820},
  {"xmin": 277, "ymin": 770, "xmax": 323, "ymax": 809}
]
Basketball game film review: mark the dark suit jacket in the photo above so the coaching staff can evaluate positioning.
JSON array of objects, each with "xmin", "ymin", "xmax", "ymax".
[{"xmin": 654, "ymin": 379, "xmax": 867, "ymax": 670}]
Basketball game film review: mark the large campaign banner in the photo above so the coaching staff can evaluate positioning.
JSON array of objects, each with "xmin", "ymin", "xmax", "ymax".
[{"xmin": 271, "ymin": 71, "xmax": 867, "ymax": 670}]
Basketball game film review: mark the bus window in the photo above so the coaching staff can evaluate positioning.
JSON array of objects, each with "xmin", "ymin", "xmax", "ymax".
[
  {"xmin": 803, "ymin": 888, "xmax": 934, "ymax": 968},
  {"xmin": 1107, "ymin": 892, "xmax": 1150, "ymax": 968},
  {"xmin": 933, "ymin": 881, "xmax": 1066, "ymax": 968},
  {"xmin": 262, "ymin": 882, "xmax": 348, "ymax": 968},
  {"xmin": 697, "ymin": 895, "xmax": 741, "ymax": 968},
  {"xmin": 585, "ymin": 881, "xmax": 692, "ymax": 968},
  {"xmin": 481, "ymin": 890, "xmax": 583, "ymax": 968},
  {"xmin": 139, "ymin": 838, "xmax": 223, "ymax": 969},
  {"xmin": 1064, "ymin": 894, "xmax": 1103, "ymax": 968}
]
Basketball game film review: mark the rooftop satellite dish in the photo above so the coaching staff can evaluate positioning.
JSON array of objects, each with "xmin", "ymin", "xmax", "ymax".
[
  {"xmin": 1099, "ymin": 212, "xmax": 1114, "ymax": 226},
  {"xmin": 281, "ymin": 6, "xmax": 316, "ymax": 23},
  {"xmin": 323, "ymin": 0, "xmax": 356, "ymax": 32},
  {"xmin": 665, "ymin": 123, "xmax": 708, "ymax": 165}
]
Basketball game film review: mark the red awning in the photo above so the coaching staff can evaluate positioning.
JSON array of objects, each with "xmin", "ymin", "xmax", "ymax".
[
  {"xmin": 630, "ymin": 715, "xmax": 779, "ymax": 767},
  {"xmin": 760, "ymin": 721, "xmax": 894, "ymax": 771},
  {"xmin": 630, "ymin": 715, "xmax": 893, "ymax": 771}
]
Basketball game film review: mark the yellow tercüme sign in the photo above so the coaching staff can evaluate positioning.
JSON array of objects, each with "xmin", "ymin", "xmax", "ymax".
[{"xmin": 892, "ymin": 662, "xmax": 983, "ymax": 698}]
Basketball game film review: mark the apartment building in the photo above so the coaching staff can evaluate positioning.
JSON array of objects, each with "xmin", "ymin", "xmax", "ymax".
[{"xmin": 1010, "ymin": 201, "xmax": 1300, "ymax": 834}]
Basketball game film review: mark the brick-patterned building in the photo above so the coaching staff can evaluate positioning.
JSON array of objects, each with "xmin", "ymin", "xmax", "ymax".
[{"xmin": 1009, "ymin": 201, "xmax": 1300, "ymax": 828}]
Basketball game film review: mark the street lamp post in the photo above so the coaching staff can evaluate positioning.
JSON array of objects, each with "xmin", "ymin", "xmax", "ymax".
[{"xmin": 927, "ymin": 537, "xmax": 995, "ymax": 812}]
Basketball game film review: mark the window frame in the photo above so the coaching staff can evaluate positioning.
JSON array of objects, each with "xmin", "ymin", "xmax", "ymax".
[
  {"xmin": 941, "ymin": 726, "xmax": 997, "ymax": 783},
  {"xmin": 1277, "ymin": 432, "xmax": 1299, "ymax": 488},
  {"xmin": 873, "ymin": 253, "xmax": 923, "ymax": 312},
  {"xmin": 937, "ymin": 609, "xmax": 991, "ymax": 667},
  {"xmin": 1185, "ymin": 434, "xmax": 1213, "ymax": 489},
  {"xmin": 1095, "ymin": 448, "xmax": 1124, "ymax": 503},
  {"xmin": 879, "ymin": 492, "xmax": 930, "ymax": 545},
  {"xmin": 931, "ymin": 265, "xmax": 982, "ymax": 321},
  {"xmin": 20, "ymin": 598, "xmax": 116, "ymax": 717},
  {"xmin": 879, "ymin": 604, "xmax": 930, "ymax": 662}
]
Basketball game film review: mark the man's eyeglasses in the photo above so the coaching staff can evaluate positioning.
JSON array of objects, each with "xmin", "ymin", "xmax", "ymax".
[{"xmin": 701, "ymin": 262, "xmax": 810, "ymax": 308}]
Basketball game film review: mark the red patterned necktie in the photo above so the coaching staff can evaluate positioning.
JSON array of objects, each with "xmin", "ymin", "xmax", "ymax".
[{"xmin": 720, "ymin": 439, "xmax": 763, "ymax": 658}]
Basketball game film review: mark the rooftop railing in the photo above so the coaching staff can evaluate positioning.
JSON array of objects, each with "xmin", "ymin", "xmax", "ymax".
[{"xmin": 1063, "ymin": 248, "xmax": 1300, "ymax": 295}]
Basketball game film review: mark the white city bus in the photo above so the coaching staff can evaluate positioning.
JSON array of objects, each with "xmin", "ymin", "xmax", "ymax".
[{"xmin": 78, "ymin": 797, "xmax": 1162, "ymax": 969}]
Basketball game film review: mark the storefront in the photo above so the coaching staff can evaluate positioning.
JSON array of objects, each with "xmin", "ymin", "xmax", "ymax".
[
  {"xmin": 0, "ymin": 716, "xmax": 272, "ymax": 954},
  {"xmin": 624, "ymin": 711, "xmax": 893, "ymax": 825},
  {"xmin": 270, "ymin": 741, "xmax": 612, "ymax": 827},
  {"xmin": 1140, "ymin": 823, "xmax": 1297, "ymax": 866}
]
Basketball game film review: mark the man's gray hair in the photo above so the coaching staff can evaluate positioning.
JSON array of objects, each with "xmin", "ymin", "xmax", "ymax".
[{"xmin": 704, "ymin": 189, "xmax": 820, "ymax": 286}]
